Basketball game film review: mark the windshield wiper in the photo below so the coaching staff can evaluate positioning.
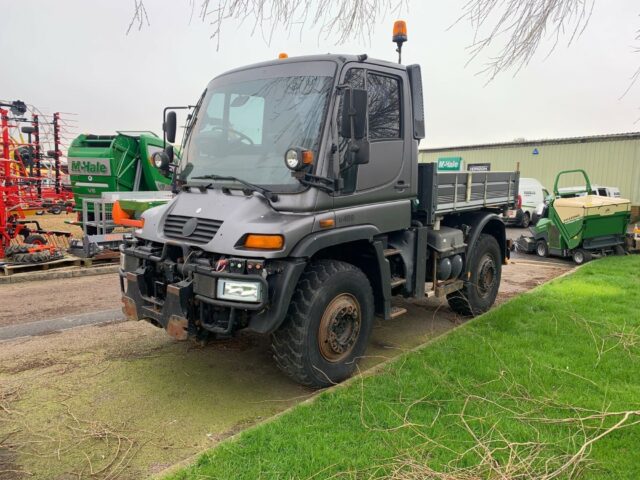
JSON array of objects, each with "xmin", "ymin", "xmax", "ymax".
[{"xmin": 191, "ymin": 174, "xmax": 279, "ymax": 202}]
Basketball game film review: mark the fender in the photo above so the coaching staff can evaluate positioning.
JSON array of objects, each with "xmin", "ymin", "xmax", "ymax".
[
  {"xmin": 246, "ymin": 258, "xmax": 307, "ymax": 334},
  {"xmin": 468, "ymin": 213, "xmax": 507, "ymax": 265},
  {"xmin": 445, "ymin": 211, "xmax": 507, "ymax": 269},
  {"xmin": 247, "ymin": 225, "xmax": 381, "ymax": 334},
  {"xmin": 289, "ymin": 224, "xmax": 381, "ymax": 258}
]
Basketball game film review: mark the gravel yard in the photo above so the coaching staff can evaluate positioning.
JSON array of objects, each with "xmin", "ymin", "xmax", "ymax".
[{"xmin": 0, "ymin": 236, "xmax": 572, "ymax": 479}]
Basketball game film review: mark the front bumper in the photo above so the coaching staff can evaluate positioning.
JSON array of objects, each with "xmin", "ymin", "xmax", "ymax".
[{"xmin": 119, "ymin": 244, "xmax": 306, "ymax": 338}]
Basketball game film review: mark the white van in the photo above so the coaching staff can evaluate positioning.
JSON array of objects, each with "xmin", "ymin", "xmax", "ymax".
[
  {"xmin": 504, "ymin": 177, "xmax": 549, "ymax": 228},
  {"xmin": 558, "ymin": 185, "xmax": 621, "ymax": 198}
]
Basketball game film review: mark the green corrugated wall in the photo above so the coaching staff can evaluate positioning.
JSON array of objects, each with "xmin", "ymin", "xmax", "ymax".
[{"xmin": 419, "ymin": 138, "xmax": 640, "ymax": 207}]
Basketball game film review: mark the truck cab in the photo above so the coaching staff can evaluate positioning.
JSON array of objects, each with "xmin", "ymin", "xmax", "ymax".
[{"xmin": 120, "ymin": 39, "xmax": 518, "ymax": 387}]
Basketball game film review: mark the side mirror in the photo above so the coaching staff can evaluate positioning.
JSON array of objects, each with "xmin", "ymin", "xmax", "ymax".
[
  {"xmin": 164, "ymin": 111, "xmax": 177, "ymax": 144},
  {"xmin": 351, "ymin": 139, "xmax": 370, "ymax": 165},
  {"xmin": 21, "ymin": 126, "xmax": 36, "ymax": 135},
  {"xmin": 340, "ymin": 88, "xmax": 367, "ymax": 140}
]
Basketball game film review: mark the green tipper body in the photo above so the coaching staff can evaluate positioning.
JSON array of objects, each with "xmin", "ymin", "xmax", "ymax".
[
  {"xmin": 533, "ymin": 170, "xmax": 631, "ymax": 252},
  {"xmin": 535, "ymin": 208, "xmax": 631, "ymax": 251},
  {"xmin": 68, "ymin": 132, "xmax": 172, "ymax": 213}
]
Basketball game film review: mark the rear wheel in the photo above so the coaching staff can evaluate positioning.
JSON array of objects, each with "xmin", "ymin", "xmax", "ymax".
[
  {"xmin": 536, "ymin": 239, "xmax": 549, "ymax": 258},
  {"xmin": 271, "ymin": 260, "xmax": 374, "ymax": 388},
  {"xmin": 447, "ymin": 234, "xmax": 502, "ymax": 317},
  {"xmin": 614, "ymin": 245, "xmax": 626, "ymax": 256},
  {"xmin": 572, "ymin": 249, "xmax": 592, "ymax": 265}
]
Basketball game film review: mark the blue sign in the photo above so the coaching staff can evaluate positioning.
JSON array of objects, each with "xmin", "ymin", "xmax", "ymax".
[{"xmin": 532, "ymin": 148, "xmax": 539, "ymax": 155}]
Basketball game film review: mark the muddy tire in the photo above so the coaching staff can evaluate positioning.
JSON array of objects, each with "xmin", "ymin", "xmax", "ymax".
[
  {"xmin": 10, "ymin": 249, "xmax": 48, "ymax": 264},
  {"xmin": 271, "ymin": 259, "xmax": 374, "ymax": 388},
  {"xmin": 447, "ymin": 234, "xmax": 502, "ymax": 317},
  {"xmin": 6, "ymin": 245, "xmax": 61, "ymax": 264},
  {"xmin": 24, "ymin": 234, "xmax": 47, "ymax": 245},
  {"xmin": 4, "ymin": 244, "xmax": 30, "ymax": 257}
]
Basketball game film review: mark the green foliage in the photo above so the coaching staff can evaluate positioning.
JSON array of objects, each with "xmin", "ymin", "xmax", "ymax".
[{"xmin": 169, "ymin": 257, "xmax": 640, "ymax": 479}]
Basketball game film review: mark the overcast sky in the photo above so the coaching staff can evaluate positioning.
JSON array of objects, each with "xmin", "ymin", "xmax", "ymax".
[{"xmin": 1, "ymin": 1, "xmax": 638, "ymax": 149}]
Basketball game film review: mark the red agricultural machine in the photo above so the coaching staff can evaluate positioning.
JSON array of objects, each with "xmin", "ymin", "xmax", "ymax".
[{"xmin": 0, "ymin": 100, "xmax": 74, "ymax": 263}]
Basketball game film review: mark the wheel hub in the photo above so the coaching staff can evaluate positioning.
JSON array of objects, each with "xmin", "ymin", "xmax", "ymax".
[
  {"xmin": 477, "ymin": 255, "xmax": 496, "ymax": 298},
  {"xmin": 318, "ymin": 294, "xmax": 361, "ymax": 363}
]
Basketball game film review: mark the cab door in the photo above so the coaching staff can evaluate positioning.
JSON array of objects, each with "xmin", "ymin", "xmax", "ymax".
[{"xmin": 332, "ymin": 65, "xmax": 413, "ymax": 219}]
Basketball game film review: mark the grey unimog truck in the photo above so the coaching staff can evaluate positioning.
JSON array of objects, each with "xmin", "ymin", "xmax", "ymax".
[{"xmin": 120, "ymin": 26, "xmax": 519, "ymax": 387}]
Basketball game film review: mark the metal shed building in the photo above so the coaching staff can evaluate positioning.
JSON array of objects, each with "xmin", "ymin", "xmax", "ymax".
[{"xmin": 419, "ymin": 132, "xmax": 640, "ymax": 217}]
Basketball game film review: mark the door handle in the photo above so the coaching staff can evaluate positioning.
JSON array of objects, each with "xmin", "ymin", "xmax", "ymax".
[{"xmin": 394, "ymin": 181, "xmax": 409, "ymax": 191}]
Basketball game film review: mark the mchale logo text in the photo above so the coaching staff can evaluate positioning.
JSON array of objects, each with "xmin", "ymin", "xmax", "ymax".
[{"xmin": 72, "ymin": 161, "xmax": 107, "ymax": 174}]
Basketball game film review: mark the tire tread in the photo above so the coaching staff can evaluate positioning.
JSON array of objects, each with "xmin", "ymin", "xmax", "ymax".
[{"xmin": 271, "ymin": 259, "xmax": 372, "ymax": 387}]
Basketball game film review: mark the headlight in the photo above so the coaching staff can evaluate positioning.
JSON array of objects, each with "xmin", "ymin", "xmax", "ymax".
[
  {"xmin": 152, "ymin": 151, "xmax": 167, "ymax": 169},
  {"xmin": 284, "ymin": 147, "xmax": 313, "ymax": 171},
  {"xmin": 285, "ymin": 149, "xmax": 302, "ymax": 170},
  {"xmin": 217, "ymin": 279, "xmax": 262, "ymax": 303}
]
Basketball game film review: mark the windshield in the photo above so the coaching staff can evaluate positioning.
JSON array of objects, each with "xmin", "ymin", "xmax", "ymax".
[{"xmin": 181, "ymin": 66, "xmax": 334, "ymax": 192}]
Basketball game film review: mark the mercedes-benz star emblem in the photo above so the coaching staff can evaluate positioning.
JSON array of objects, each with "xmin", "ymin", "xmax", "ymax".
[{"xmin": 182, "ymin": 217, "xmax": 199, "ymax": 237}]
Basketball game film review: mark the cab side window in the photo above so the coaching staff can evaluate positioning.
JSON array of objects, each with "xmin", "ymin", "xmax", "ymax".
[
  {"xmin": 367, "ymin": 73, "xmax": 401, "ymax": 140},
  {"xmin": 337, "ymin": 69, "xmax": 366, "ymax": 194},
  {"xmin": 337, "ymin": 68, "xmax": 404, "ymax": 194}
]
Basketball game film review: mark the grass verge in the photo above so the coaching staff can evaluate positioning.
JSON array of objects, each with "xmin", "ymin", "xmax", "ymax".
[{"xmin": 168, "ymin": 256, "xmax": 640, "ymax": 479}]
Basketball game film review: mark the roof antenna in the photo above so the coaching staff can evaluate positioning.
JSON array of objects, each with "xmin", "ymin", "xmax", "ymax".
[{"xmin": 392, "ymin": 20, "xmax": 407, "ymax": 64}]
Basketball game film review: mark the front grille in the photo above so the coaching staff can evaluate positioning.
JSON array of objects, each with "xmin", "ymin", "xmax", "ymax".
[{"xmin": 163, "ymin": 214, "xmax": 222, "ymax": 244}]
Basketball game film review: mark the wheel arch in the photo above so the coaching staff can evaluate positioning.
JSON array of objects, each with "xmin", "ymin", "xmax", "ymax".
[
  {"xmin": 290, "ymin": 226, "xmax": 386, "ymax": 316},
  {"xmin": 444, "ymin": 211, "xmax": 508, "ymax": 269}
]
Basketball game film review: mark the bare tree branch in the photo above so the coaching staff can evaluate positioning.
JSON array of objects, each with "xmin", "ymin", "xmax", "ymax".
[
  {"xmin": 130, "ymin": 0, "xmax": 407, "ymax": 49},
  {"xmin": 126, "ymin": 0, "xmax": 150, "ymax": 35},
  {"xmin": 620, "ymin": 19, "xmax": 640, "ymax": 100},
  {"xmin": 456, "ymin": 0, "xmax": 596, "ymax": 80}
]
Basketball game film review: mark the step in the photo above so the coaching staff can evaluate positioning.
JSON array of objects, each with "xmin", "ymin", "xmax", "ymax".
[
  {"xmin": 389, "ymin": 306, "xmax": 408, "ymax": 319},
  {"xmin": 383, "ymin": 248, "xmax": 401, "ymax": 257},
  {"xmin": 390, "ymin": 277, "xmax": 406, "ymax": 288}
]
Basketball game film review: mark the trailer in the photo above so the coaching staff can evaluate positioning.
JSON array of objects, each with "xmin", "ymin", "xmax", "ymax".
[{"xmin": 120, "ymin": 21, "xmax": 519, "ymax": 387}]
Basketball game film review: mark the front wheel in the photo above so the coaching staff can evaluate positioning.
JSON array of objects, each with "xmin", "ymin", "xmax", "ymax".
[
  {"xmin": 271, "ymin": 260, "xmax": 374, "ymax": 388},
  {"xmin": 536, "ymin": 239, "xmax": 549, "ymax": 258},
  {"xmin": 447, "ymin": 234, "xmax": 502, "ymax": 317},
  {"xmin": 521, "ymin": 212, "xmax": 531, "ymax": 228}
]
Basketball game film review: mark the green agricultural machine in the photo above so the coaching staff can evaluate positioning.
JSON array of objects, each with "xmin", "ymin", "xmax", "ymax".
[
  {"xmin": 68, "ymin": 132, "xmax": 173, "ymax": 233},
  {"xmin": 516, "ymin": 170, "xmax": 631, "ymax": 264}
]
